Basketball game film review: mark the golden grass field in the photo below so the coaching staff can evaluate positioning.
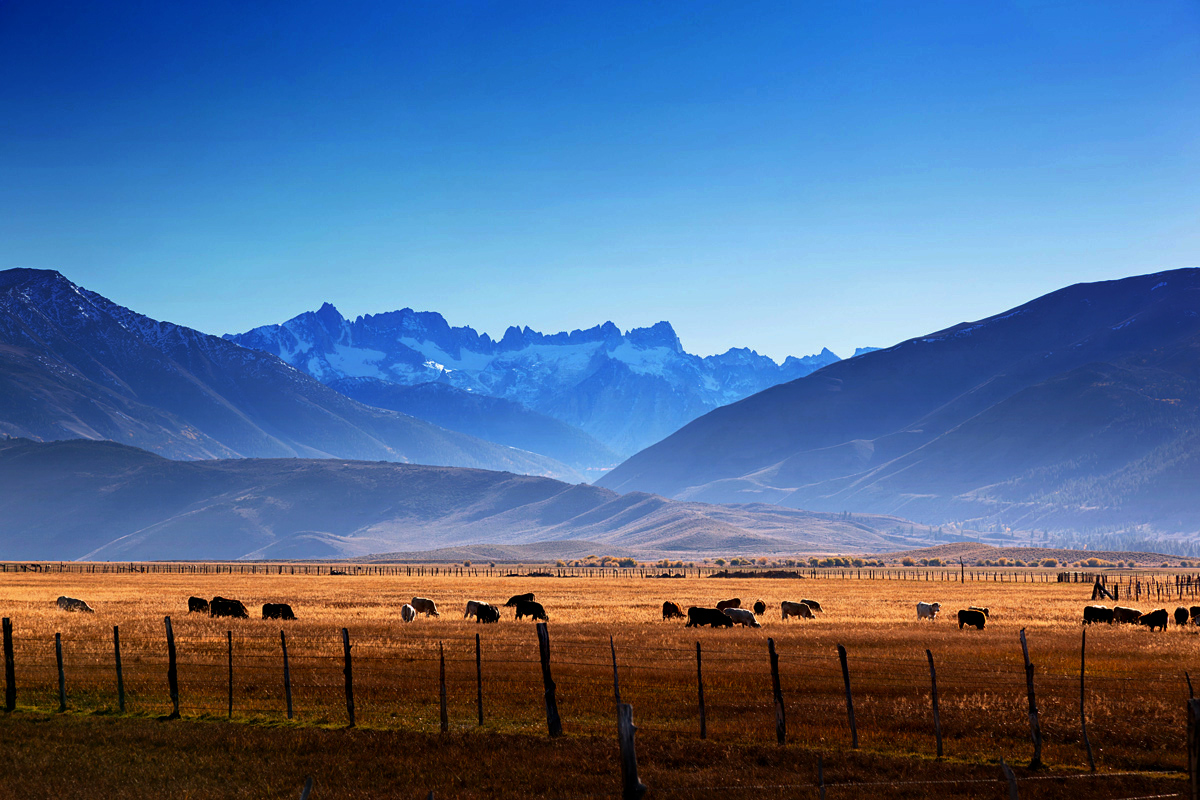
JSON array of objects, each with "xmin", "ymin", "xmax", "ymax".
[{"xmin": 0, "ymin": 568, "xmax": 1193, "ymax": 798}]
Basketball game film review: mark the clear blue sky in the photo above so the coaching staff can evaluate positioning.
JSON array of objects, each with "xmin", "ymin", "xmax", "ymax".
[{"xmin": 2, "ymin": 2, "xmax": 1198, "ymax": 360}]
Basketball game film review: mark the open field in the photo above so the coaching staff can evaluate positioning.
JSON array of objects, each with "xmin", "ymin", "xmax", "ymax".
[{"xmin": 0, "ymin": 569, "xmax": 1193, "ymax": 798}]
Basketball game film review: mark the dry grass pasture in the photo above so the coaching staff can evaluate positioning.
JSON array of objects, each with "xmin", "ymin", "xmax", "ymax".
[{"xmin": 0, "ymin": 568, "xmax": 1192, "ymax": 798}]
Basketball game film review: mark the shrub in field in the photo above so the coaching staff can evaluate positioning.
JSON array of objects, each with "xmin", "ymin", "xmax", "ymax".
[
  {"xmin": 1040, "ymin": 558, "xmax": 1057, "ymax": 567},
  {"xmin": 901, "ymin": 557, "xmax": 915, "ymax": 566}
]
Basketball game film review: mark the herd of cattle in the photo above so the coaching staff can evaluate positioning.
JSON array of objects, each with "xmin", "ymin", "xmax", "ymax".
[
  {"xmin": 662, "ymin": 597, "xmax": 825, "ymax": 628},
  {"xmin": 1081, "ymin": 604, "xmax": 1200, "ymax": 631}
]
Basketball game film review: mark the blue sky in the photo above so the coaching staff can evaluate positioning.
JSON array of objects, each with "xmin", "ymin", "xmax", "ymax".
[{"xmin": 2, "ymin": 1, "xmax": 1198, "ymax": 359}]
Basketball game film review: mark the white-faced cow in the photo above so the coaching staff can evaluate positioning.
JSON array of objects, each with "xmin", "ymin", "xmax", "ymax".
[
  {"xmin": 917, "ymin": 601, "xmax": 940, "ymax": 620},
  {"xmin": 465, "ymin": 600, "xmax": 484, "ymax": 619},
  {"xmin": 411, "ymin": 597, "xmax": 439, "ymax": 617},
  {"xmin": 781, "ymin": 601, "xmax": 813, "ymax": 620},
  {"xmin": 723, "ymin": 607, "xmax": 761, "ymax": 628},
  {"xmin": 400, "ymin": 604, "xmax": 417, "ymax": 623}
]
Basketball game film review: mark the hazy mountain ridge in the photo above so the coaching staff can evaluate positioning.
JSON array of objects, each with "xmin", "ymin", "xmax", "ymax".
[
  {"xmin": 0, "ymin": 438, "xmax": 931, "ymax": 560},
  {"xmin": 600, "ymin": 269, "xmax": 1200, "ymax": 536},
  {"xmin": 227, "ymin": 303, "xmax": 842, "ymax": 456},
  {"xmin": 0, "ymin": 269, "xmax": 578, "ymax": 480}
]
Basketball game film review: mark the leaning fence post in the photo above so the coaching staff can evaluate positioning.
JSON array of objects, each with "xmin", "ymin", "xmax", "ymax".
[
  {"xmin": 610, "ymin": 635, "xmax": 621, "ymax": 706},
  {"xmin": 2, "ymin": 618, "xmax": 13, "ymax": 712},
  {"xmin": 696, "ymin": 641, "xmax": 706, "ymax": 740},
  {"xmin": 55, "ymin": 632, "xmax": 66, "ymax": 713},
  {"xmin": 1000, "ymin": 757, "xmax": 1020, "ymax": 800},
  {"xmin": 1019, "ymin": 628, "xmax": 1043, "ymax": 769},
  {"xmin": 475, "ymin": 633, "xmax": 484, "ymax": 726},
  {"xmin": 164, "ymin": 616, "xmax": 179, "ymax": 719},
  {"xmin": 768, "ymin": 637, "xmax": 786, "ymax": 744},
  {"xmin": 926, "ymin": 648, "xmax": 942, "ymax": 757},
  {"xmin": 439, "ymin": 641, "xmax": 448, "ymax": 733},
  {"xmin": 113, "ymin": 625, "xmax": 125, "ymax": 712},
  {"xmin": 281, "ymin": 630, "xmax": 293, "ymax": 720},
  {"xmin": 299, "ymin": 775, "xmax": 314, "ymax": 800},
  {"xmin": 226, "ymin": 630, "xmax": 233, "ymax": 719},
  {"xmin": 1080, "ymin": 627, "xmax": 1094, "ymax": 772},
  {"xmin": 536, "ymin": 622, "xmax": 562, "ymax": 737},
  {"xmin": 837, "ymin": 644, "xmax": 857, "ymax": 748},
  {"xmin": 342, "ymin": 627, "xmax": 355, "ymax": 727},
  {"xmin": 617, "ymin": 703, "xmax": 648, "ymax": 799}
]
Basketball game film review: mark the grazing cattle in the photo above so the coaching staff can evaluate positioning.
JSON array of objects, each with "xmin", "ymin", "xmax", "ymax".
[
  {"xmin": 56, "ymin": 596, "xmax": 94, "ymax": 613},
  {"xmin": 475, "ymin": 603, "xmax": 500, "ymax": 624},
  {"xmin": 662, "ymin": 601, "xmax": 685, "ymax": 620},
  {"xmin": 400, "ymin": 604, "xmax": 417, "ymax": 623},
  {"xmin": 968, "ymin": 606, "xmax": 990, "ymax": 618},
  {"xmin": 1176, "ymin": 607, "xmax": 1191, "ymax": 626},
  {"xmin": 210, "ymin": 597, "xmax": 248, "ymax": 619},
  {"xmin": 465, "ymin": 600, "xmax": 483, "ymax": 619},
  {"xmin": 262, "ymin": 603, "xmax": 296, "ymax": 620},
  {"xmin": 1190, "ymin": 606, "xmax": 1200, "ymax": 621},
  {"xmin": 411, "ymin": 597, "xmax": 440, "ymax": 617},
  {"xmin": 957, "ymin": 609, "xmax": 986, "ymax": 630},
  {"xmin": 1139, "ymin": 608, "xmax": 1169, "ymax": 632},
  {"xmin": 916, "ymin": 601, "xmax": 941, "ymax": 620},
  {"xmin": 1114, "ymin": 606, "xmax": 1143, "ymax": 624},
  {"xmin": 781, "ymin": 601, "xmax": 813, "ymax": 620},
  {"xmin": 723, "ymin": 607, "xmax": 761, "ymax": 628},
  {"xmin": 505, "ymin": 593, "xmax": 535, "ymax": 607},
  {"xmin": 1083, "ymin": 605, "xmax": 1114, "ymax": 625},
  {"xmin": 187, "ymin": 596, "xmax": 209, "ymax": 614},
  {"xmin": 515, "ymin": 600, "xmax": 548, "ymax": 621},
  {"xmin": 800, "ymin": 599, "xmax": 823, "ymax": 613},
  {"xmin": 753, "ymin": 600, "xmax": 767, "ymax": 616},
  {"xmin": 716, "ymin": 598, "xmax": 741, "ymax": 611},
  {"xmin": 687, "ymin": 607, "xmax": 734, "ymax": 628}
]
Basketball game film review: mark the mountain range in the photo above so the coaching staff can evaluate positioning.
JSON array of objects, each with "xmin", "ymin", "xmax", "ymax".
[
  {"xmin": 227, "ymin": 304, "xmax": 842, "ymax": 457},
  {"xmin": 0, "ymin": 438, "xmax": 929, "ymax": 560},
  {"xmin": 600, "ymin": 268, "xmax": 1200, "ymax": 537}
]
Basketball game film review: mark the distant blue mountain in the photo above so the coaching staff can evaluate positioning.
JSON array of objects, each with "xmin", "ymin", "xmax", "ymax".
[{"xmin": 229, "ymin": 306, "xmax": 842, "ymax": 457}]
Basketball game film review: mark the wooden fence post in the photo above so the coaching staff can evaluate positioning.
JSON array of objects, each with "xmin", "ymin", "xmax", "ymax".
[
  {"xmin": 536, "ymin": 622, "xmax": 562, "ymax": 737},
  {"xmin": 617, "ymin": 703, "xmax": 648, "ymax": 799},
  {"xmin": 1080, "ymin": 627, "xmax": 1094, "ymax": 772},
  {"xmin": 2, "ymin": 618, "xmax": 13, "ymax": 712},
  {"xmin": 299, "ymin": 775, "xmax": 314, "ymax": 800},
  {"xmin": 226, "ymin": 631, "xmax": 233, "ymax": 719},
  {"xmin": 475, "ymin": 633, "xmax": 483, "ymax": 726},
  {"xmin": 281, "ymin": 630, "xmax": 293, "ymax": 720},
  {"xmin": 1188, "ymin": 671, "xmax": 1195, "ymax": 700},
  {"xmin": 1189, "ymin": 698, "xmax": 1200, "ymax": 800},
  {"xmin": 439, "ymin": 641, "xmax": 448, "ymax": 733},
  {"xmin": 342, "ymin": 627, "xmax": 355, "ymax": 727},
  {"xmin": 837, "ymin": 644, "xmax": 857, "ymax": 748},
  {"xmin": 1019, "ymin": 628, "xmax": 1043, "ymax": 769},
  {"xmin": 696, "ymin": 641, "xmax": 706, "ymax": 740},
  {"xmin": 1000, "ymin": 758, "xmax": 1020, "ymax": 800},
  {"xmin": 817, "ymin": 754, "xmax": 826, "ymax": 800},
  {"xmin": 164, "ymin": 616, "xmax": 179, "ymax": 719},
  {"xmin": 55, "ymin": 633, "xmax": 65, "ymax": 712},
  {"xmin": 926, "ymin": 648, "xmax": 942, "ymax": 757},
  {"xmin": 768, "ymin": 637, "xmax": 786, "ymax": 744},
  {"xmin": 113, "ymin": 625, "xmax": 125, "ymax": 712},
  {"xmin": 610, "ymin": 635, "xmax": 621, "ymax": 706}
]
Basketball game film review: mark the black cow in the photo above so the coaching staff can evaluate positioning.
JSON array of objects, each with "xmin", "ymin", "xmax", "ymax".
[
  {"xmin": 262, "ymin": 602, "xmax": 296, "ymax": 620},
  {"xmin": 1139, "ymin": 608, "xmax": 1169, "ymax": 632},
  {"xmin": 505, "ymin": 593, "xmax": 535, "ymax": 607},
  {"xmin": 800, "ymin": 598, "xmax": 823, "ymax": 613},
  {"xmin": 187, "ymin": 596, "xmax": 209, "ymax": 614},
  {"xmin": 1191, "ymin": 606, "xmax": 1200, "ymax": 621},
  {"xmin": 210, "ymin": 596, "xmax": 249, "ymax": 619},
  {"xmin": 662, "ymin": 601, "xmax": 685, "ymax": 620},
  {"xmin": 1083, "ymin": 605, "xmax": 1114, "ymax": 625},
  {"xmin": 752, "ymin": 600, "xmax": 766, "ymax": 616},
  {"xmin": 476, "ymin": 603, "xmax": 500, "ymax": 623},
  {"xmin": 958, "ymin": 609, "xmax": 986, "ymax": 630},
  {"xmin": 687, "ymin": 607, "xmax": 734, "ymax": 628},
  {"xmin": 514, "ymin": 600, "xmax": 548, "ymax": 621},
  {"xmin": 715, "ymin": 598, "xmax": 740, "ymax": 611},
  {"xmin": 1176, "ymin": 607, "xmax": 1191, "ymax": 626}
]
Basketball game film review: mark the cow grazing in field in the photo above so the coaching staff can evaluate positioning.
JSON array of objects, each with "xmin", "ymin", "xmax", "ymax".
[
  {"xmin": 800, "ymin": 599, "xmax": 823, "ymax": 613},
  {"xmin": 1190, "ymin": 606, "xmax": 1200, "ymax": 622},
  {"xmin": 723, "ymin": 608, "xmax": 761, "ymax": 628},
  {"xmin": 475, "ymin": 603, "xmax": 500, "ymax": 624},
  {"xmin": 400, "ymin": 604, "xmax": 417, "ymax": 623},
  {"xmin": 411, "ymin": 597, "xmax": 440, "ymax": 617},
  {"xmin": 753, "ymin": 600, "xmax": 766, "ymax": 616},
  {"xmin": 662, "ymin": 601, "xmax": 685, "ymax": 620},
  {"xmin": 716, "ymin": 598, "xmax": 741, "ymax": 611},
  {"xmin": 56, "ymin": 596, "xmax": 94, "ymax": 613},
  {"xmin": 1176, "ymin": 607, "xmax": 1190, "ymax": 626},
  {"xmin": 1083, "ymin": 605, "xmax": 1114, "ymax": 625},
  {"xmin": 465, "ymin": 600, "xmax": 483, "ymax": 619},
  {"xmin": 687, "ymin": 607, "xmax": 733, "ymax": 628},
  {"xmin": 957, "ymin": 609, "xmax": 986, "ymax": 630},
  {"xmin": 781, "ymin": 601, "xmax": 813, "ymax": 621},
  {"xmin": 505, "ymin": 593, "xmax": 535, "ymax": 607},
  {"xmin": 515, "ymin": 600, "xmax": 548, "ymax": 621},
  {"xmin": 1114, "ymin": 606, "xmax": 1143, "ymax": 624},
  {"xmin": 262, "ymin": 603, "xmax": 296, "ymax": 620},
  {"xmin": 1139, "ymin": 608, "xmax": 1169, "ymax": 631},
  {"xmin": 968, "ymin": 606, "xmax": 990, "ymax": 618},
  {"xmin": 916, "ymin": 601, "xmax": 941, "ymax": 620},
  {"xmin": 209, "ymin": 597, "xmax": 248, "ymax": 619},
  {"xmin": 187, "ymin": 596, "xmax": 209, "ymax": 614}
]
